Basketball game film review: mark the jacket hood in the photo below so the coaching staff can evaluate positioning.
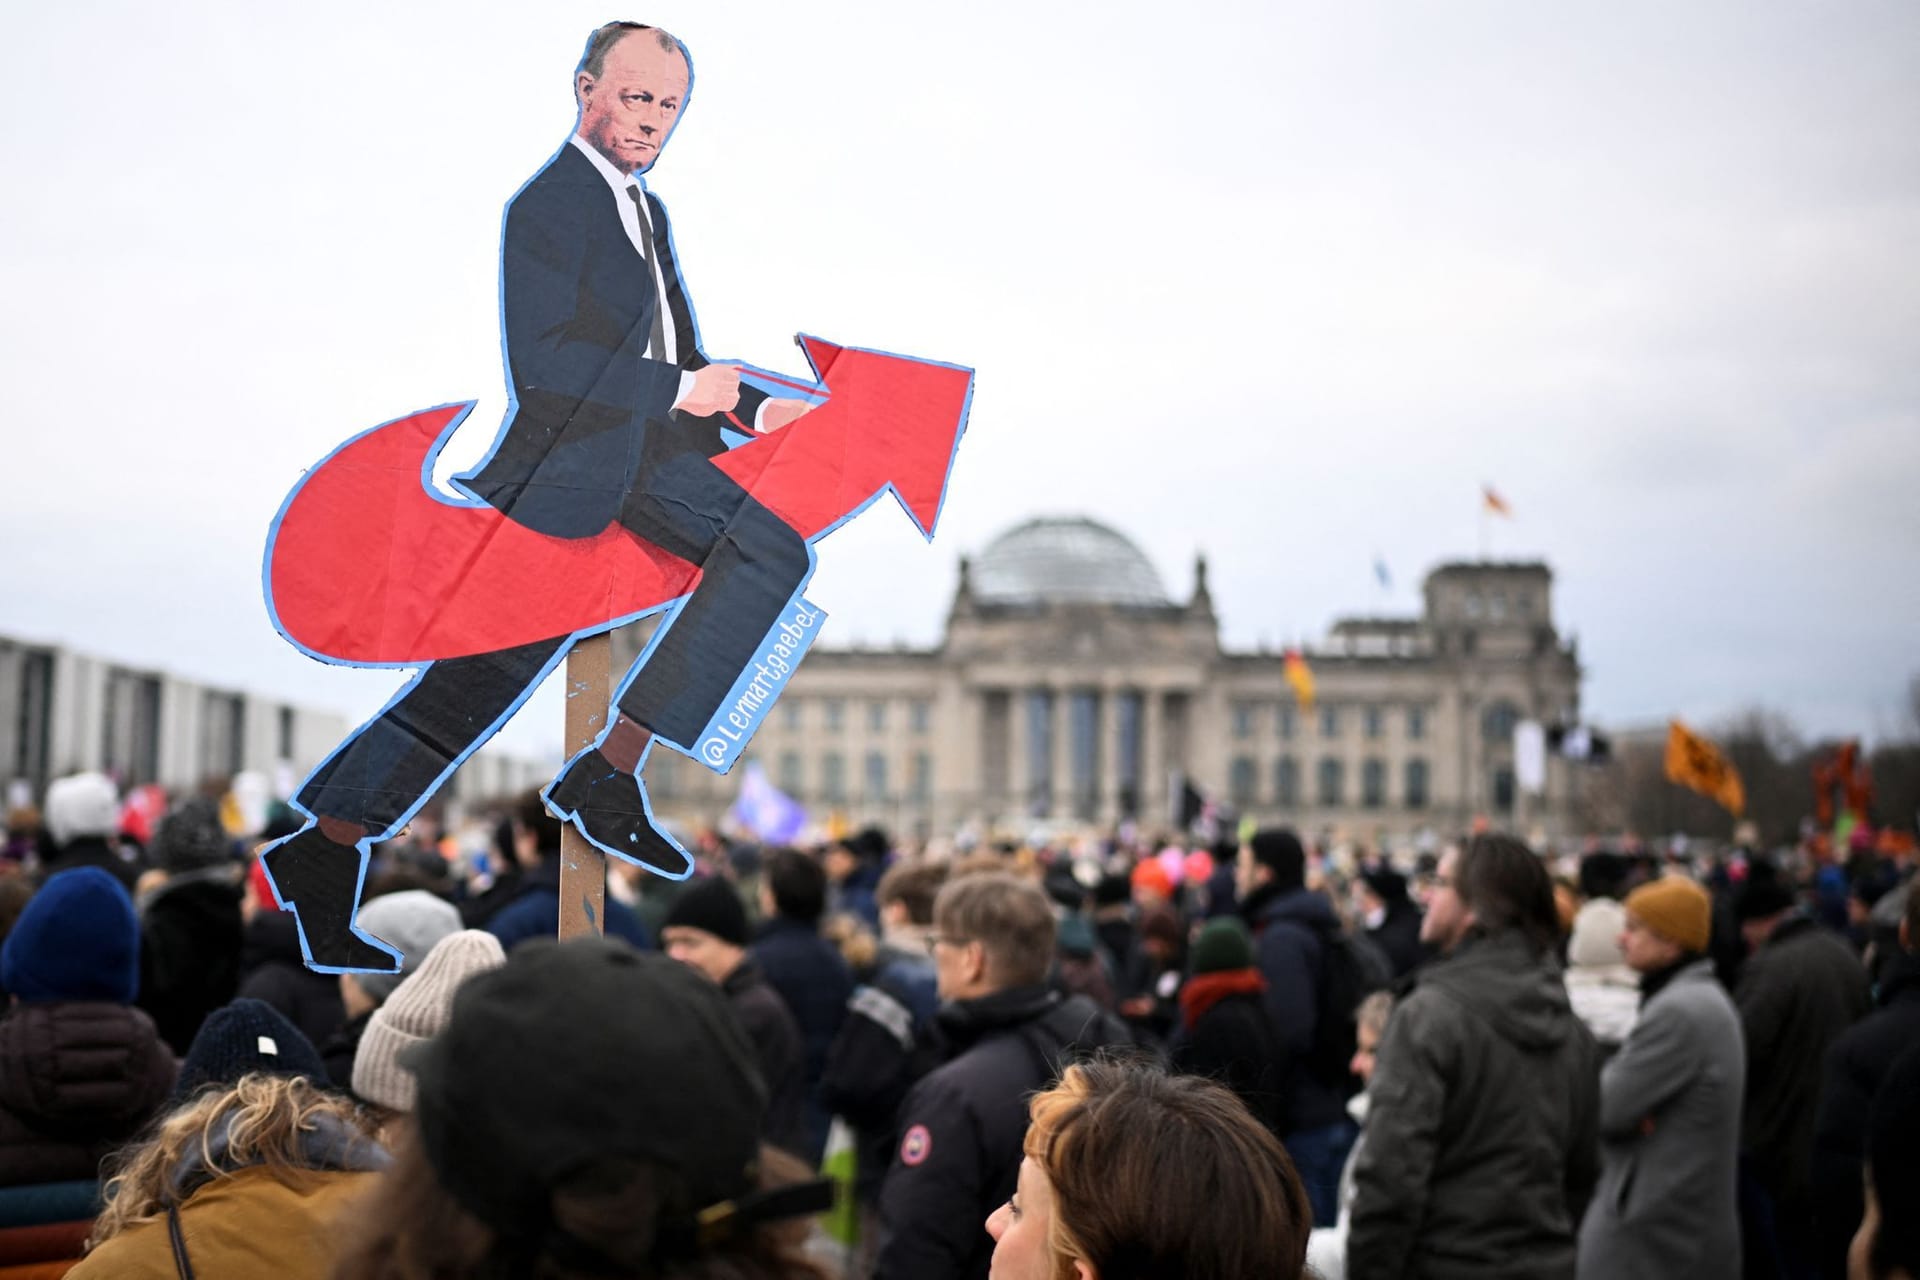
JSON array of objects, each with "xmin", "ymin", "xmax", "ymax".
[
  {"xmin": 0, "ymin": 1001, "xmax": 175, "ymax": 1135},
  {"xmin": 1421, "ymin": 930, "xmax": 1577, "ymax": 1051}
]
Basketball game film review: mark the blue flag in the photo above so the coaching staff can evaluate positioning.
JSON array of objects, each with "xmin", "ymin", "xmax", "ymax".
[
  {"xmin": 731, "ymin": 762, "xmax": 808, "ymax": 843},
  {"xmin": 1373, "ymin": 556, "xmax": 1391, "ymax": 589}
]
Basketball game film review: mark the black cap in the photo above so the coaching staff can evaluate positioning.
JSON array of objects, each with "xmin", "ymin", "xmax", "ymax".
[
  {"xmin": 1362, "ymin": 866, "xmax": 1408, "ymax": 904},
  {"xmin": 661, "ymin": 876, "xmax": 752, "ymax": 947},
  {"xmin": 402, "ymin": 937, "xmax": 767, "ymax": 1238}
]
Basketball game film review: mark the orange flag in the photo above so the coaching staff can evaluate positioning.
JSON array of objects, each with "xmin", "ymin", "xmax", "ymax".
[
  {"xmin": 1284, "ymin": 649, "xmax": 1316, "ymax": 711},
  {"xmin": 1665, "ymin": 720, "xmax": 1745, "ymax": 817},
  {"xmin": 1482, "ymin": 485, "xmax": 1513, "ymax": 518}
]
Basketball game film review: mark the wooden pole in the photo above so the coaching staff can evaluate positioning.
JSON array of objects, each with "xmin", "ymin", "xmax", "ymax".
[{"xmin": 558, "ymin": 634, "xmax": 610, "ymax": 939}]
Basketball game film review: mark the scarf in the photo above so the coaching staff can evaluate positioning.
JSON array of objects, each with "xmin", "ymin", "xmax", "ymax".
[{"xmin": 1180, "ymin": 968, "xmax": 1267, "ymax": 1031}]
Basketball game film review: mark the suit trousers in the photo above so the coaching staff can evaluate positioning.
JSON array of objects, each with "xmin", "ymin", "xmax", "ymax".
[{"xmin": 298, "ymin": 442, "xmax": 809, "ymax": 836}]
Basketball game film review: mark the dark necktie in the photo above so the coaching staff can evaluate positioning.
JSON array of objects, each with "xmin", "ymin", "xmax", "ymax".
[{"xmin": 626, "ymin": 185, "xmax": 669, "ymax": 362}]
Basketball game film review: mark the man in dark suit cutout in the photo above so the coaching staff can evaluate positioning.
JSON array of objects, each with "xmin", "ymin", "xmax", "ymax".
[{"xmin": 265, "ymin": 23, "xmax": 815, "ymax": 969}]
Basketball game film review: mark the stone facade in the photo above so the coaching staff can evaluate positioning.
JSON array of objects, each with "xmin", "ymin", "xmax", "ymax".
[{"xmin": 637, "ymin": 516, "xmax": 1586, "ymax": 845}]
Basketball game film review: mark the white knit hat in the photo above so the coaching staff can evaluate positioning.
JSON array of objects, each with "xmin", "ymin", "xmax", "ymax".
[
  {"xmin": 1567, "ymin": 896, "xmax": 1628, "ymax": 971},
  {"xmin": 43, "ymin": 773, "xmax": 120, "ymax": 847},
  {"xmin": 353, "ymin": 929, "xmax": 505, "ymax": 1112}
]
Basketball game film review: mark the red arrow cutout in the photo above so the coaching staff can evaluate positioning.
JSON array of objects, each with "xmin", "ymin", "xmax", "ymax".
[{"xmin": 266, "ymin": 336, "xmax": 973, "ymax": 666}]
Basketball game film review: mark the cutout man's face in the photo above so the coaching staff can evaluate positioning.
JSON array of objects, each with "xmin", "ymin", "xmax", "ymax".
[{"xmin": 577, "ymin": 33, "xmax": 689, "ymax": 174}]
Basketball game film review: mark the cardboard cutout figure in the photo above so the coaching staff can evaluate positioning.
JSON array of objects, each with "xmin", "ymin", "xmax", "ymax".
[{"xmin": 259, "ymin": 22, "xmax": 972, "ymax": 972}]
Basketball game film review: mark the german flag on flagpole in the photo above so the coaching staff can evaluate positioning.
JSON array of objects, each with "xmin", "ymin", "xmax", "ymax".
[
  {"xmin": 1482, "ymin": 485, "xmax": 1513, "ymax": 518},
  {"xmin": 1665, "ymin": 720, "xmax": 1746, "ymax": 817},
  {"xmin": 1284, "ymin": 649, "xmax": 1316, "ymax": 711}
]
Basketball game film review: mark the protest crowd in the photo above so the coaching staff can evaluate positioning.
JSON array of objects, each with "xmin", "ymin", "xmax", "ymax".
[{"xmin": 0, "ymin": 769, "xmax": 1915, "ymax": 1279}]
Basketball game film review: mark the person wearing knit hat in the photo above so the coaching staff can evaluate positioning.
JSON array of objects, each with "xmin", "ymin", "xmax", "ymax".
[
  {"xmin": 1129, "ymin": 858, "xmax": 1174, "ymax": 909},
  {"xmin": 136, "ymin": 795, "xmax": 247, "ymax": 1055},
  {"xmin": 175, "ymin": 997, "xmax": 330, "ymax": 1098},
  {"xmin": 1623, "ymin": 876, "xmax": 1712, "ymax": 955},
  {"xmin": 353, "ymin": 930, "xmax": 505, "ymax": 1120},
  {"xmin": 1577, "ymin": 874, "xmax": 1747, "ymax": 1279},
  {"xmin": 323, "ymin": 890, "xmax": 461, "ymax": 1088},
  {"xmin": 37, "ymin": 772, "xmax": 141, "ymax": 894},
  {"xmin": 1172, "ymin": 918, "xmax": 1285, "ymax": 1136},
  {"xmin": 660, "ymin": 877, "xmax": 807, "ymax": 1157},
  {"xmin": 2, "ymin": 866, "xmax": 140, "ymax": 1004},
  {"xmin": 1564, "ymin": 896, "xmax": 1639, "ymax": 1053},
  {"xmin": 0, "ymin": 867, "xmax": 177, "ymax": 1188}
]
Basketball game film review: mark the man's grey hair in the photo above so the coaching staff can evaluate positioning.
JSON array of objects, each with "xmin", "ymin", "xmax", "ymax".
[{"xmin": 579, "ymin": 22, "xmax": 681, "ymax": 80}]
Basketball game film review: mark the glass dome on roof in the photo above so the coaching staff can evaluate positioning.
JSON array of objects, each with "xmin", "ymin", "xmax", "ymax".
[{"xmin": 971, "ymin": 516, "xmax": 1171, "ymax": 607}]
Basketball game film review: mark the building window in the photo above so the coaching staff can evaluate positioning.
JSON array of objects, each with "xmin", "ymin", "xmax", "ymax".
[
  {"xmin": 1229, "ymin": 756, "xmax": 1255, "ymax": 807},
  {"xmin": 1026, "ymin": 690, "xmax": 1055, "ymax": 812},
  {"xmin": 1317, "ymin": 758, "xmax": 1344, "ymax": 807},
  {"xmin": 1492, "ymin": 766, "xmax": 1516, "ymax": 813},
  {"xmin": 1405, "ymin": 758, "xmax": 1430, "ymax": 809},
  {"xmin": 868, "ymin": 700, "xmax": 887, "ymax": 732},
  {"xmin": 1490, "ymin": 591, "xmax": 1507, "ymax": 622},
  {"xmin": 1407, "ymin": 706, "xmax": 1426, "ymax": 740},
  {"xmin": 1364, "ymin": 706, "xmax": 1383, "ymax": 740},
  {"xmin": 825, "ymin": 699, "xmax": 845, "ymax": 732},
  {"xmin": 1277, "ymin": 704, "xmax": 1296, "ymax": 740},
  {"xmin": 1483, "ymin": 700, "xmax": 1521, "ymax": 743},
  {"xmin": 1232, "ymin": 701, "xmax": 1255, "ymax": 739},
  {"xmin": 277, "ymin": 706, "xmax": 295, "ymax": 761},
  {"xmin": 910, "ymin": 752, "xmax": 932, "ymax": 803},
  {"xmin": 1069, "ymin": 691, "xmax": 1102, "ymax": 821},
  {"xmin": 910, "ymin": 700, "xmax": 931, "ymax": 733},
  {"xmin": 1361, "ymin": 758, "xmax": 1386, "ymax": 809},
  {"xmin": 1515, "ymin": 591, "xmax": 1533, "ymax": 618},
  {"xmin": 1464, "ymin": 592, "xmax": 1483, "ymax": 619},
  {"xmin": 865, "ymin": 751, "xmax": 888, "ymax": 800},
  {"xmin": 822, "ymin": 752, "xmax": 846, "ymax": 803},
  {"xmin": 779, "ymin": 751, "xmax": 803, "ymax": 795},
  {"xmin": 1274, "ymin": 756, "xmax": 1299, "ymax": 807},
  {"xmin": 1320, "ymin": 705, "xmax": 1340, "ymax": 739},
  {"xmin": 199, "ymin": 689, "xmax": 245, "ymax": 780},
  {"xmin": 783, "ymin": 699, "xmax": 802, "ymax": 730}
]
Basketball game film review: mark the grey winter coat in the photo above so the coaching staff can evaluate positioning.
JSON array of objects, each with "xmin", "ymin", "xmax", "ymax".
[
  {"xmin": 1347, "ymin": 930, "xmax": 1601, "ymax": 1280},
  {"xmin": 1576, "ymin": 960, "xmax": 1745, "ymax": 1280}
]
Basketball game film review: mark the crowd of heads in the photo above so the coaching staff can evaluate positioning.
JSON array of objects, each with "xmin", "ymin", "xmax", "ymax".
[{"xmin": 0, "ymin": 765, "xmax": 1915, "ymax": 1279}]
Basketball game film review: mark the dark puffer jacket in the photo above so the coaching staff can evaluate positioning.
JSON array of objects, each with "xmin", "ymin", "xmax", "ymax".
[
  {"xmin": 0, "ymin": 1002, "xmax": 176, "ymax": 1187},
  {"xmin": 1347, "ymin": 930, "xmax": 1601, "ymax": 1280}
]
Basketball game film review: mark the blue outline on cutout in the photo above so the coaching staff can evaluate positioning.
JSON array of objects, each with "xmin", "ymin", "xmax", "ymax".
[{"xmin": 258, "ymin": 26, "xmax": 974, "ymax": 969}]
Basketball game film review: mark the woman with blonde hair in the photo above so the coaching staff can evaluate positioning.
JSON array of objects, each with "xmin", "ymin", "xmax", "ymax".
[
  {"xmin": 986, "ymin": 1058, "xmax": 1312, "ymax": 1280},
  {"xmin": 70, "ymin": 1071, "xmax": 387, "ymax": 1277}
]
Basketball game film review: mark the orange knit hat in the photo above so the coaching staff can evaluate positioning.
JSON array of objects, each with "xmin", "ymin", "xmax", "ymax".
[{"xmin": 1624, "ymin": 876, "xmax": 1712, "ymax": 954}]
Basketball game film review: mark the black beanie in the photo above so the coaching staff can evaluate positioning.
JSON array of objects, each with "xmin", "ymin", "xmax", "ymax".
[
  {"xmin": 661, "ymin": 876, "xmax": 751, "ymax": 947},
  {"xmin": 152, "ymin": 797, "xmax": 233, "ymax": 873},
  {"xmin": 176, "ymin": 998, "xmax": 329, "ymax": 1099},
  {"xmin": 1249, "ymin": 829, "xmax": 1306, "ymax": 894}
]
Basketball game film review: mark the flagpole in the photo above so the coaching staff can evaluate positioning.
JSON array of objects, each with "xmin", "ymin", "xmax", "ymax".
[{"xmin": 1478, "ymin": 502, "xmax": 1489, "ymax": 562}]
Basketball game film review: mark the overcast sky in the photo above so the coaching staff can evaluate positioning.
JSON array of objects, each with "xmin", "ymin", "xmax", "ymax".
[{"xmin": 2, "ymin": 1, "xmax": 1916, "ymax": 766}]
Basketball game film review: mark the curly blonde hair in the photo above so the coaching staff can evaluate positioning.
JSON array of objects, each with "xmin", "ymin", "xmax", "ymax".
[{"xmin": 88, "ymin": 1073, "xmax": 372, "ymax": 1250}]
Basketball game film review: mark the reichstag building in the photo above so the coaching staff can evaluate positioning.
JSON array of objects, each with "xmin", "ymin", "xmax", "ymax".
[{"xmin": 638, "ymin": 516, "xmax": 1585, "ymax": 845}]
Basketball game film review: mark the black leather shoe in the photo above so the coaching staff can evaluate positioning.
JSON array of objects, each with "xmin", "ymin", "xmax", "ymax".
[
  {"xmin": 544, "ymin": 747, "xmax": 694, "ymax": 878},
  {"xmin": 260, "ymin": 827, "xmax": 403, "ymax": 973}
]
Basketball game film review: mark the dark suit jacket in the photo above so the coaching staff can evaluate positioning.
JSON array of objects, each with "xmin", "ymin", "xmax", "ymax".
[{"xmin": 460, "ymin": 142, "xmax": 766, "ymax": 538}]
